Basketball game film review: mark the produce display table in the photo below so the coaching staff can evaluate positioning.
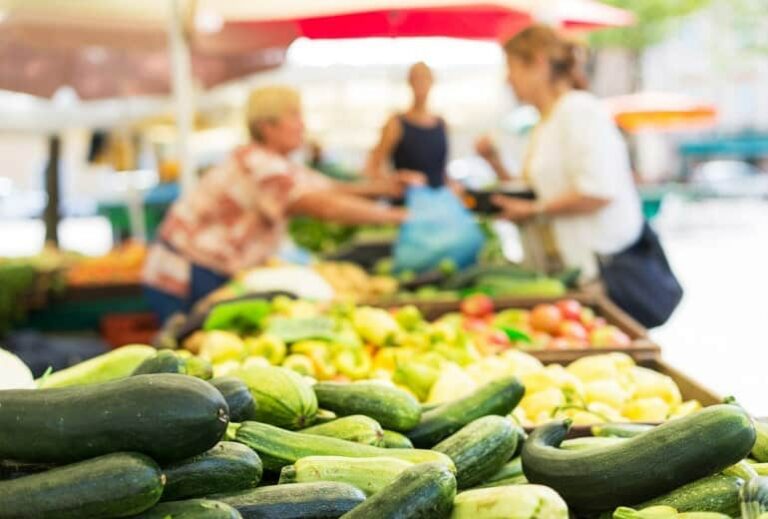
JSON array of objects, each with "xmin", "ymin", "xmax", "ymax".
[{"xmin": 20, "ymin": 283, "xmax": 148, "ymax": 333}]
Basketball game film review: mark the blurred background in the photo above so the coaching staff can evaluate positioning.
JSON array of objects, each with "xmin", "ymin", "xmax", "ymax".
[{"xmin": 1, "ymin": 0, "xmax": 767, "ymax": 410}]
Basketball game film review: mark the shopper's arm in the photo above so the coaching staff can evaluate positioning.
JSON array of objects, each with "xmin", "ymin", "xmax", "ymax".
[
  {"xmin": 475, "ymin": 135, "xmax": 514, "ymax": 182},
  {"xmin": 492, "ymin": 192, "xmax": 609, "ymax": 222},
  {"xmin": 539, "ymin": 192, "xmax": 611, "ymax": 216},
  {"xmin": 288, "ymin": 190, "xmax": 407, "ymax": 225},
  {"xmin": 365, "ymin": 116, "xmax": 402, "ymax": 179}
]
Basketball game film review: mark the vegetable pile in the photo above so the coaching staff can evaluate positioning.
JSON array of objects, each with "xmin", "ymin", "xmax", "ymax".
[
  {"xmin": 172, "ymin": 295, "xmax": 684, "ymax": 427},
  {"xmin": 1, "ymin": 347, "xmax": 767, "ymax": 518}
]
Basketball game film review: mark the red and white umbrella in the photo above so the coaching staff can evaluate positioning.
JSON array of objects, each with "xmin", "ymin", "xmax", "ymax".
[{"xmin": 0, "ymin": 0, "xmax": 634, "ymax": 197}]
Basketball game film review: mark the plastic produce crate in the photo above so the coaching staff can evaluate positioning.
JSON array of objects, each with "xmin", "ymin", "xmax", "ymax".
[{"xmin": 101, "ymin": 312, "xmax": 159, "ymax": 349}]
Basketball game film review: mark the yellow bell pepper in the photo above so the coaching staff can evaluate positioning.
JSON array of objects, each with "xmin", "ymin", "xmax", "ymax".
[
  {"xmin": 212, "ymin": 360, "xmax": 241, "ymax": 378},
  {"xmin": 431, "ymin": 338, "xmax": 481, "ymax": 367},
  {"xmin": 291, "ymin": 340, "xmax": 337, "ymax": 380},
  {"xmin": 243, "ymin": 334, "xmax": 287, "ymax": 365},
  {"xmin": 520, "ymin": 388, "xmax": 566, "ymax": 419},
  {"xmin": 394, "ymin": 305, "xmax": 424, "ymax": 331},
  {"xmin": 586, "ymin": 402, "xmax": 626, "ymax": 423},
  {"xmin": 623, "ymin": 397, "xmax": 670, "ymax": 422},
  {"xmin": 352, "ymin": 307, "xmax": 403, "ymax": 346},
  {"xmin": 282, "ymin": 354, "xmax": 317, "ymax": 377},
  {"xmin": 427, "ymin": 363, "xmax": 477, "ymax": 404},
  {"xmin": 584, "ymin": 379, "xmax": 631, "ymax": 409},
  {"xmin": 466, "ymin": 356, "xmax": 515, "ymax": 384},
  {"xmin": 334, "ymin": 348, "xmax": 373, "ymax": 380},
  {"xmin": 393, "ymin": 360, "xmax": 441, "ymax": 402},
  {"xmin": 498, "ymin": 350, "xmax": 544, "ymax": 378},
  {"xmin": 669, "ymin": 400, "xmax": 702, "ymax": 419},
  {"xmin": 629, "ymin": 367, "xmax": 683, "ymax": 406},
  {"xmin": 429, "ymin": 320, "xmax": 460, "ymax": 345},
  {"xmin": 566, "ymin": 353, "xmax": 635, "ymax": 383},
  {"xmin": 197, "ymin": 331, "xmax": 246, "ymax": 364},
  {"xmin": 522, "ymin": 365, "xmax": 584, "ymax": 398}
]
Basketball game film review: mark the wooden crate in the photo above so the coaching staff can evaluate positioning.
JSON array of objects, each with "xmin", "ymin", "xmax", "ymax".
[{"xmin": 387, "ymin": 293, "xmax": 661, "ymax": 364}]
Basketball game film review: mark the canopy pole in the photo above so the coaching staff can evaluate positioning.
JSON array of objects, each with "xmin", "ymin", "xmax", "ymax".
[
  {"xmin": 168, "ymin": 0, "xmax": 196, "ymax": 194},
  {"xmin": 43, "ymin": 134, "xmax": 61, "ymax": 247}
]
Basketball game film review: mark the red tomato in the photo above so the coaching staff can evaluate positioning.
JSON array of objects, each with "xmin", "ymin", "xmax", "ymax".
[
  {"xmin": 530, "ymin": 304, "xmax": 563, "ymax": 334},
  {"xmin": 460, "ymin": 294, "xmax": 495, "ymax": 318},
  {"xmin": 556, "ymin": 299, "xmax": 583, "ymax": 321}
]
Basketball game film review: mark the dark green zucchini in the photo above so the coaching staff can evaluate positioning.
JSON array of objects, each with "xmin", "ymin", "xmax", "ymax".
[
  {"xmin": 0, "ymin": 452, "xmax": 163, "ymax": 519},
  {"xmin": 0, "ymin": 460, "xmax": 56, "ymax": 481},
  {"xmin": 131, "ymin": 498, "xmax": 242, "ymax": 519},
  {"xmin": 313, "ymin": 382, "xmax": 422, "ymax": 432},
  {"xmin": 301, "ymin": 415, "xmax": 384, "ymax": 446},
  {"xmin": 209, "ymin": 378, "xmax": 258, "ymax": 423},
  {"xmin": 132, "ymin": 350, "xmax": 186, "ymax": 375},
  {"xmin": 382, "ymin": 430, "xmax": 414, "ymax": 449},
  {"xmin": 0, "ymin": 374, "xmax": 229, "ymax": 463},
  {"xmin": 432, "ymin": 415, "xmax": 519, "ymax": 489},
  {"xmin": 212, "ymin": 482, "xmax": 365, "ymax": 519},
  {"xmin": 521, "ymin": 404, "xmax": 756, "ymax": 512},
  {"xmin": 162, "ymin": 442, "xmax": 262, "ymax": 501},
  {"xmin": 638, "ymin": 474, "xmax": 743, "ymax": 516},
  {"xmin": 339, "ymin": 462, "xmax": 456, "ymax": 519},
  {"xmin": 407, "ymin": 377, "xmax": 524, "ymax": 448}
]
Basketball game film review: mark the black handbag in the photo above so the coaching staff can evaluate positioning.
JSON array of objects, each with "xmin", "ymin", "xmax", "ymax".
[{"xmin": 598, "ymin": 221, "xmax": 683, "ymax": 328}]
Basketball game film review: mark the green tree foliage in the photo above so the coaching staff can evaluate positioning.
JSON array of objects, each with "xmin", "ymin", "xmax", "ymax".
[{"xmin": 589, "ymin": 0, "xmax": 713, "ymax": 50}]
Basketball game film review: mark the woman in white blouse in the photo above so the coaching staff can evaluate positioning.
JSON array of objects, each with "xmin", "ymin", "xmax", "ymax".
[{"xmin": 476, "ymin": 25, "xmax": 643, "ymax": 281}]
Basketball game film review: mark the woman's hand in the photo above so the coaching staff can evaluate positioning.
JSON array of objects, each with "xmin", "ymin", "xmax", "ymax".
[
  {"xmin": 395, "ymin": 169, "xmax": 427, "ymax": 187},
  {"xmin": 492, "ymin": 194, "xmax": 540, "ymax": 222},
  {"xmin": 475, "ymin": 135, "xmax": 499, "ymax": 162}
]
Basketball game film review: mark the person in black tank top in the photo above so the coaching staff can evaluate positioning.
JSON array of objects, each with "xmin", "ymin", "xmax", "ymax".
[{"xmin": 367, "ymin": 62, "xmax": 449, "ymax": 188}]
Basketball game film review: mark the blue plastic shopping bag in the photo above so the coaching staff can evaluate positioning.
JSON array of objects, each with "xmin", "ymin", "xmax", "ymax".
[{"xmin": 393, "ymin": 186, "xmax": 485, "ymax": 273}]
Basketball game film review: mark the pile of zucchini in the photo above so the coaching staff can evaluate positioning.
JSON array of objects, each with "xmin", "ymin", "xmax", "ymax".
[{"xmin": 2, "ymin": 349, "xmax": 768, "ymax": 519}]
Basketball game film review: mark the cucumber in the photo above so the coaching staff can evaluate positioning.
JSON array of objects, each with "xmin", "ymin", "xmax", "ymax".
[
  {"xmin": 479, "ymin": 457, "xmax": 528, "ymax": 488},
  {"xmin": 382, "ymin": 430, "xmax": 414, "ymax": 449},
  {"xmin": 592, "ymin": 423, "xmax": 654, "ymax": 438},
  {"xmin": 0, "ymin": 460, "xmax": 55, "ymax": 481},
  {"xmin": 432, "ymin": 416, "xmax": 519, "ymax": 489},
  {"xmin": 235, "ymin": 365, "xmax": 318, "ymax": 429},
  {"xmin": 637, "ymin": 474, "xmax": 743, "ymax": 516},
  {"xmin": 0, "ymin": 452, "xmax": 163, "ymax": 519},
  {"xmin": 235, "ymin": 421, "xmax": 454, "ymax": 473},
  {"xmin": 560, "ymin": 436, "xmax": 626, "ymax": 450},
  {"xmin": 132, "ymin": 350, "xmax": 186, "ymax": 375},
  {"xmin": 450, "ymin": 484, "xmax": 569, "ymax": 519},
  {"xmin": 213, "ymin": 482, "xmax": 365, "ymax": 519},
  {"xmin": 132, "ymin": 499, "xmax": 242, "ymax": 519},
  {"xmin": 521, "ymin": 404, "xmax": 756, "ymax": 512},
  {"xmin": 162, "ymin": 442, "xmax": 262, "ymax": 501},
  {"xmin": 340, "ymin": 462, "xmax": 456, "ymax": 519},
  {"xmin": 407, "ymin": 377, "xmax": 525, "ymax": 448},
  {"xmin": 209, "ymin": 378, "xmax": 258, "ymax": 423},
  {"xmin": 0, "ymin": 374, "xmax": 229, "ymax": 463},
  {"xmin": 301, "ymin": 415, "xmax": 384, "ymax": 446},
  {"xmin": 313, "ymin": 382, "xmax": 422, "ymax": 432},
  {"xmin": 752, "ymin": 419, "xmax": 768, "ymax": 462},
  {"xmin": 37, "ymin": 344, "xmax": 156, "ymax": 388},
  {"xmin": 279, "ymin": 455, "xmax": 413, "ymax": 496}
]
